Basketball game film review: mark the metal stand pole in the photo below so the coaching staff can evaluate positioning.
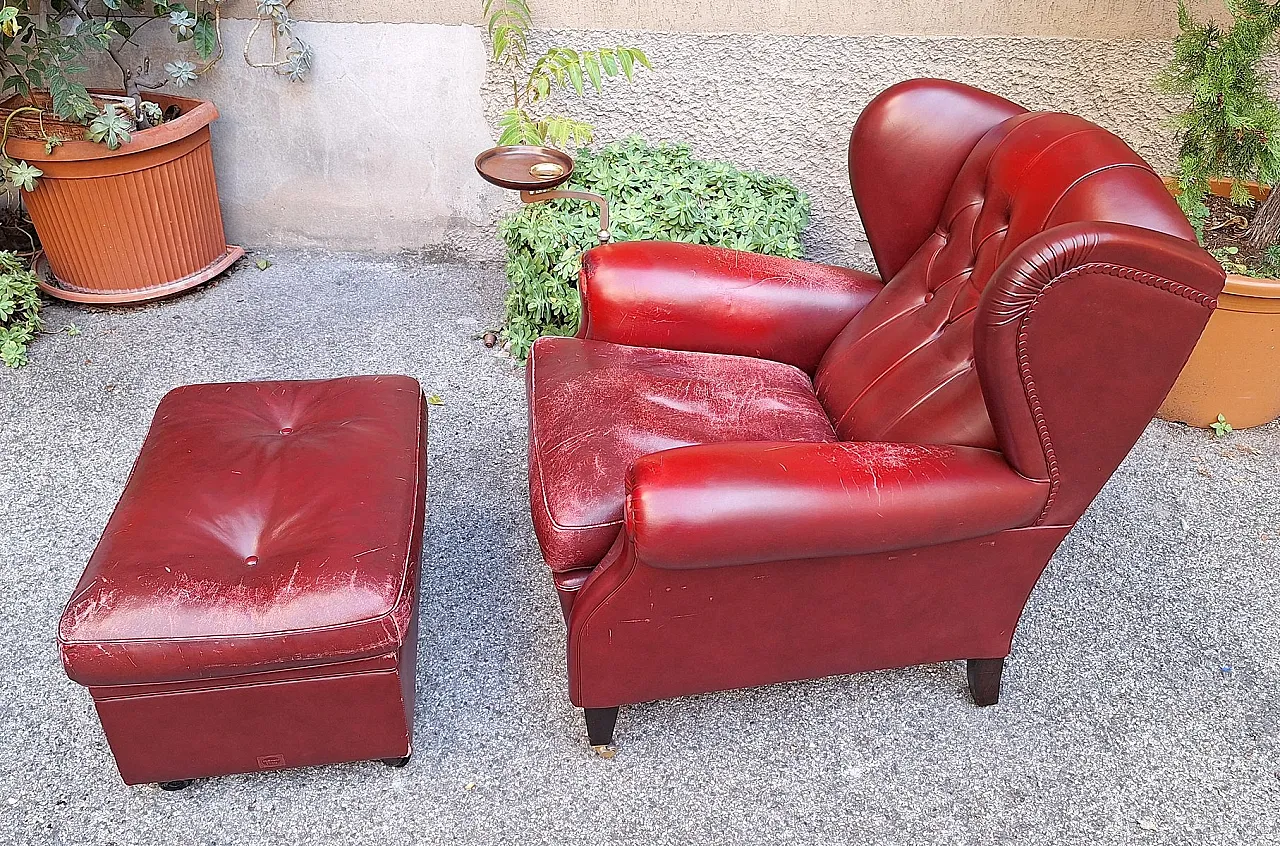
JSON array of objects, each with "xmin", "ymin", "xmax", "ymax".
[{"xmin": 521, "ymin": 190, "xmax": 612, "ymax": 244}]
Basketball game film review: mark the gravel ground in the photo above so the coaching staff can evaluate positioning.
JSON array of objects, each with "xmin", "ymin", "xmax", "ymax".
[{"xmin": 1, "ymin": 252, "xmax": 1277, "ymax": 845}]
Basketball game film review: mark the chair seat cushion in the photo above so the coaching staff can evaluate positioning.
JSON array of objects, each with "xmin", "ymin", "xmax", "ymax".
[
  {"xmin": 527, "ymin": 337, "xmax": 836, "ymax": 572},
  {"xmin": 58, "ymin": 376, "xmax": 428, "ymax": 687}
]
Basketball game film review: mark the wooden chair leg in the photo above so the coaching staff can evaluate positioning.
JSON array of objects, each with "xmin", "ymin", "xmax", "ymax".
[
  {"xmin": 584, "ymin": 707, "xmax": 619, "ymax": 757},
  {"xmin": 966, "ymin": 657, "xmax": 1005, "ymax": 707}
]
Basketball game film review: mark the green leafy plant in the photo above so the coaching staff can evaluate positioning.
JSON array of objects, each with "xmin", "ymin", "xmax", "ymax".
[
  {"xmin": 1255, "ymin": 243, "xmax": 1280, "ymax": 276},
  {"xmin": 1161, "ymin": 1, "xmax": 1280, "ymax": 256},
  {"xmin": 1210, "ymin": 245, "xmax": 1250, "ymax": 275},
  {"xmin": 499, "ymin": 137, "xmax": 810, "ymax": 357},
  {"xmin": 482, "ymin": 0, "xmax": 650, "ymax": 147},
  {"xmin": 0, "ymin": 0, "xmax": 310, "ymax": 190},
  {"xmin": 1210, "ymin": 413, "xmax": 1234, "ymax": 437},
  {"xmin": 0, "ymin": 250, "xmax": 41, "ymax": 367}
]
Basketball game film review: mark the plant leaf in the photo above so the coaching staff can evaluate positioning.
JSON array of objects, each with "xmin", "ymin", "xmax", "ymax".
[
  {"xmin": 164, "ymin": 59, "xmax": 198, "ymax": 87},
  {"xmin": 86, "ymin": 105, "xmax": 133, "ymax": 150},
  {"xmin": 193, "ymin": 16, "xmax": 218, "ymax": 60},
  {"xmin": 582, "ymin": 51, "xmax": 602, "ymax": 91},
  {"xmin": 5, "ymin": 160, "xmax": 41, "ymax": 192}
]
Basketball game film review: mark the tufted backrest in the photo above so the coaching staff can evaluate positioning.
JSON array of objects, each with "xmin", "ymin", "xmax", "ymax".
[{"xmin": 815, "ymin": 80, "xmax": 1199, "ymax": 452}]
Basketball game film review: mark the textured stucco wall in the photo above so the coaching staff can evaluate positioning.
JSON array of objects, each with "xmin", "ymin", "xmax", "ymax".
[
  {"xmin": 482, "ymin": 30, "xmax": 1190, "ymax": 265},
  {"xmin": 89, "ymin": 12, "xmax": 1212, "ymax": 259},
  {"xmin": 218, "ymin": 0, "xmax": 1216, "ymax": 39}
]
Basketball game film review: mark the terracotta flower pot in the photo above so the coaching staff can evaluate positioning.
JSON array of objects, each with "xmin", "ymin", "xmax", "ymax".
[
  {"xmin": 3, "ymin": 92, "xmax": 243, "ymax": 304},
  {"xmin": 1158, "ymin": 273, "xmax": 1280, "ymax": 429},
  {"xmin": 1158, "ymin": 177, "xmax": 1280, "ymax": 429}
]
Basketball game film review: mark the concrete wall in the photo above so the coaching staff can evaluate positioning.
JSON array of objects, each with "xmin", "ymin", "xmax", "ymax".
[
  {"xmin": 162, "ymin": 20, "xmax": 506, "ymax": 258},
  {"xmin": 111, "ymin": 1, "xmax": 1233, "ymax": 261}
]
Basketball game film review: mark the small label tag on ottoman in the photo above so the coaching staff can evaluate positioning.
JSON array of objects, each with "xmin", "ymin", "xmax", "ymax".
[{"xmin": 256, "ymin": 754, "xmax": 286, "ymax": 769}]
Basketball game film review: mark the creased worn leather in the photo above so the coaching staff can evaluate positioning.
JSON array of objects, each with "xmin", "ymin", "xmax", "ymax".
[
  {"xmin": 59, "ymin": 376, "xmax": 428, "ymax": 686},
  {"xmin": 579, "ymin": 241, "xmax": 883, "ymax": 373},
  {"xmin": 528, "ymin": 337, "xmax": 835, "ymax": 573},
  {"xmin": 625, "ymin": 441, "xmax": 1048, "ymax": 568},
  {"xmin": 526, "ymin": 79, "xmax": 1227, "ymax": 712}
]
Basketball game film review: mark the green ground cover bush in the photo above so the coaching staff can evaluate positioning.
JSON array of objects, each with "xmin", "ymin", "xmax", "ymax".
[
  {"xmin": 0, "ymin": 250, "xmax": 41, "ymax": 368},
  {"xmin": 499, "ymin": 137, "xmax": 810, "ymax": 358}
]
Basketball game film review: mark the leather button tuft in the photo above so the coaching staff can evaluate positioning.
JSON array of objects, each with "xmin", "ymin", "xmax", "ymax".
[
  {"xmin": 923, "ymin": 292, "xmax": 935, "ymax": 303},
  {"xmin": 244, "ymin": 555, "xmax": 259, "ymax": 566},
  {"xmin": 279, "ymin": 427, "xmax": 294, "ymax": 435}
]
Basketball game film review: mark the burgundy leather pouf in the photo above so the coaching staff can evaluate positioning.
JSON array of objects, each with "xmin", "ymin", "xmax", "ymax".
[{"xmin": 57, "ymin": 376, "xmax": 428, "ymax": 787}]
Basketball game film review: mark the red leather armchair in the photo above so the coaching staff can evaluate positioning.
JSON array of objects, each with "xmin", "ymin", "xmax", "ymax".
[{"xmin": 525, "ymin": 79, "xmax": 1225, "ymax": 752}]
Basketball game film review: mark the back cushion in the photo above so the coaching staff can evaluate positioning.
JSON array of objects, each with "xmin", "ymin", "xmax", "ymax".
[{"xmin": 815, "ymin": 112, "xmax": 1196, "ymax": 446}]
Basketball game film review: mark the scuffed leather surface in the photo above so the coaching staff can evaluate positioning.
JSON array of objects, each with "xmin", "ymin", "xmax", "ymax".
[
  {"xmin": 59, "ymin": 376, "xmax": 428, "ymax": 686},
  {"xmin": 579, "ymin": 241, "xmax": 883, "ymax": 373},
  {"xmin": 624, "ymin": 441, "xmax": 1047, "ymax": 569},
  {"xmin": 567, "ymin": 525, "xmax": 1071, "ymax": 708},
  {"xmin": 816, "ymin": 109, "xmax": 1199, "ymax": 449},
  {"xmin": 527, "ymin": 337, "xmax": 836, "ymax": 572},
  {"xmin": 524, "ymin": 78, "xmax": 1229, "ymax": 711}
]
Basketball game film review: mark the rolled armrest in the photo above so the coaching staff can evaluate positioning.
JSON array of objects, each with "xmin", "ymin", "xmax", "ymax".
[
  {"xmin": 578, "ymin": 241, "xmax": 883, "ymax": 373},
  {"xmin": 624, "ymin": 441, "xmax": 1049, "ymax": 569},
  {"xmin": 976, "ymin": 221, "xmax": 1226, "ymax": 524}
]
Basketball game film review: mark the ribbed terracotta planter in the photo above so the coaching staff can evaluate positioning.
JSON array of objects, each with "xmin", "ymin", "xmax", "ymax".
[
  {"xmin": 1158, "ymin": 274, "xmax": 1280, "ymax": 429},
  {"xmin": 1157, "ymin": 177, "xmax": 1280, "ymax": 429},
  {"xmin": 6, "ymin": 92, "xmax": 242, "ymax": 304}
]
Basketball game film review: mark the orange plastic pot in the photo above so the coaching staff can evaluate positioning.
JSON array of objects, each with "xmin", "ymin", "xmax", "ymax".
[
  {"xmin": 1158, "ymin": 273, "xmax": 1280, "ymax": 429},
  {"xmin": 1157, "ymin": 177, "xmax": 1280, "ymax": 429},
  {"xmin": 5, "ymin": 92, "xmax": 242, "ymax": 304}
]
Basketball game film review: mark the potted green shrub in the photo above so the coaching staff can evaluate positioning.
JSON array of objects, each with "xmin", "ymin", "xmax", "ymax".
[
  {"xmin": 1158, "ymin": 0, "xmax": 1280, "ymax": 429},
  {"xmin": 0, "ymin": 0, "xmax": 309, "ymax": 303}
]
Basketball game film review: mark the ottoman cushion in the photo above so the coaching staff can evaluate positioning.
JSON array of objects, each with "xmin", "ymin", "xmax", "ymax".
[{"xmin": 59, "ymin": 375, "xmax": 427, "ymax": 688}]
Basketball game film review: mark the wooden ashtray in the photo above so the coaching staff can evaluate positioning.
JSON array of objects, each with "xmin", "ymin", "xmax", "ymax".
[{"xmin": 474, "ymin": 145, "xmax": 575, "ymax": 191}]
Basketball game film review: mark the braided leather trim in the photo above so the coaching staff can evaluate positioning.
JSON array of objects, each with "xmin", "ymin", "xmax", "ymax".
[
  {"xmin": 986, "ymin": 233, "xmax": 1100, "ymax": 326},
  {"xmin": 1010, "ymin": 262, "xmax": 1217, "ymax": 525}
]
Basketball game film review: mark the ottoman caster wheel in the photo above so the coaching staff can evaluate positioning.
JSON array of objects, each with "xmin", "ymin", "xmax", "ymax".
[
  {"xmin": 381, "ymin": 755, "xmax": 411, "ymax": 768},
  {"xmin": 158, "ymin": 780, "xmax": 193, "ymax": 791}
]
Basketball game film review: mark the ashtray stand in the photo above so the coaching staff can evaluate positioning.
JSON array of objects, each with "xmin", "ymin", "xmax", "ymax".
[{"xmin": 521, "ymin": 189, "xmax": 611, "ymax": 244}]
